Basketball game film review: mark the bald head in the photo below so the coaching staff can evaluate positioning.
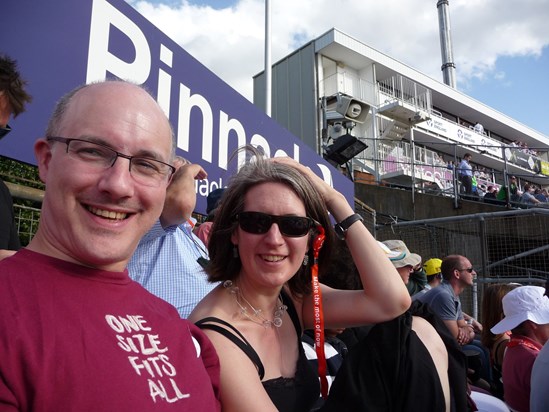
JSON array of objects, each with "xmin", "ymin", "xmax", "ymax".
[{"xmin": 46, "ymin": 81, "xmax": 175, "ymax": 160}]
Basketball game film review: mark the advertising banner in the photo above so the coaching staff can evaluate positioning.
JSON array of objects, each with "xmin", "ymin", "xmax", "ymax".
[
  {"xmin": 541, "ymin": 160, "xmax": 549, "ymax": 177},
  {"xmin": 419, "ymin": 116, "xmax": 549, "ymax": 177},
  {"xmin": 1, "ymin": 0, "xmax": 353, "ymax": 213},
  {"xmin": 507, "ymin": 149, "xmax": 542, "ymax": 174},
  {"xmin": 420, "ymin": 117, "xmax": 502, "ymax": 158}
]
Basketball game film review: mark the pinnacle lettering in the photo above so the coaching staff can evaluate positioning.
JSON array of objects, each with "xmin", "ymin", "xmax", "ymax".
[{"xmin": 86, "ymin": 0, "xmax": 334, "ymax": 188}]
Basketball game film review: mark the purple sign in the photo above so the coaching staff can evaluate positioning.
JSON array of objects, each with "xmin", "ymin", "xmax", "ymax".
[{"xmin": 1, "ymin": 0, "xmax": 353, "ymax": 213}]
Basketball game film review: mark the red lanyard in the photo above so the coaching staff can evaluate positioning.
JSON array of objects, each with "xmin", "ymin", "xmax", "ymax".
[
  {"xmin": 507, "ymin": 335, "xmax": 542, "ymax": 352},
  {"xmin": 311, "ymin": 226, "xmax": 328, "ymax": 398}
]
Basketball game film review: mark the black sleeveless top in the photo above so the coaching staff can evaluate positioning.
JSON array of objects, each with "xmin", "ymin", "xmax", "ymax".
[{"xmin": 196, "ymin": 290, "xmax": 320, "ymax": 412}]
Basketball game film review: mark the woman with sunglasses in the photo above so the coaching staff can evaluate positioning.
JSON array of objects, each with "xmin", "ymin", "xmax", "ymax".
[{"xmin": 189, "ymin": 147, "xmax": 411, "ymax": 412}]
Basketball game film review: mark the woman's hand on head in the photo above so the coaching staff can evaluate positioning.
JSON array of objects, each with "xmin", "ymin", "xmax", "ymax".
[
  {"xmin": 270, "ymin": 157, "xmax": 330, "ymax": 196},
  {"xmin": 271, "ymin": 157, "xmax": 349, "ymax": 218}
]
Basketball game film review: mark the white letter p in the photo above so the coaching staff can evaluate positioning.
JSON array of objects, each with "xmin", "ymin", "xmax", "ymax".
[{"xmin": 86, "ymin": 0, "xmax": 151, "ymax": 84}]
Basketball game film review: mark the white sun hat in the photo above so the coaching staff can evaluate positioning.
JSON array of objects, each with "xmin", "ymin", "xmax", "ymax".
[
  {"xmin": 381, "ymin": 239, "xmax": 422, "ymax": 269},
  {"xmin": 377, "ymin": 241, "xmax": 405, "ymax": 260},
  {"xmin": 491, "ymin": 286, "xmax": 549, "ymax": 334}
]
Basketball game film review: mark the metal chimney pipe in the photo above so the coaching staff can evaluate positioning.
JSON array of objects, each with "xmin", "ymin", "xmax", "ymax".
[
  {"xmin": 437, "ymin": 0, "xmax": 457, "ymax": 88},
  {"xmin": 265, "ymin": 0, "xmax": 272, "ymax": 116}
]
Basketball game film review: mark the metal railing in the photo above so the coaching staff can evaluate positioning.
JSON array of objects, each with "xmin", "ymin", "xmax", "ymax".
[
  {"xmin": 371, "ymin": 208, "xmax": 549, "ymax": 319},
  {"xmin": 377, "ymin": 74, "xmax": 432, "ymax": 111},
  {"xmin": 352, "ymin": 137, "xmax": 549, "ymax": 208}
]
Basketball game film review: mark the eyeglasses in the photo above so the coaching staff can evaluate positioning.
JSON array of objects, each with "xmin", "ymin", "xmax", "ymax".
[
  {"xmin": 0, "ymin": 125, "xmax": 11, "ymax": 140},
  {"xmin": 458, "ymin": 267, "xmax": 474, "ymax": 273},
  {"xmin": 46, "ymin": 136, "xmax": 175, "ymax": 187},
  {"xmin": 235, "ymin": 211, "xmax": 315, "ymax": 237}
]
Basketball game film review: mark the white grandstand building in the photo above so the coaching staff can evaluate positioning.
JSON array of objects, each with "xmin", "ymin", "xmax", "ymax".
[{"xmin": 253, "ymin": 28, "xmax": 549, "ymax": 198}]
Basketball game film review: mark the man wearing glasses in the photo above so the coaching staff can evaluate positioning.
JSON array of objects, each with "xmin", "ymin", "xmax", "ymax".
[
  {"xmin": 417, "ymin": 255, "xmax": 480, "ymax": 343},
  {"xmin": 0, "ymin": 54, "xmax": 32, "ymax": 259},
  {"xmin": 0, "ymin": 81, "xmax": 220, "ymax": 410},
  {"xmin": 417, "ymin": 255, "xmax": 490, "ymax": 384}
]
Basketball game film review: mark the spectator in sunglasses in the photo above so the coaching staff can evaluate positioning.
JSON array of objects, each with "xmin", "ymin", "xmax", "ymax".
[
  {"xmin": 189, "ymin": 146, "xmax": 410, "ymax": 412},
  {"xmin": 417, "ymin": 255, "xmax": 491, "ymax": 387},
  {"xmin": 0, "ymin": 54, "xmax": 33, "ymax": 260},
  {"xmin": 417, "ymin": 255, "xmax": 479, "ymax": 344}
]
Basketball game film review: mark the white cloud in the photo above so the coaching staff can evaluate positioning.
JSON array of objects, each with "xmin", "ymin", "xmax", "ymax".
[{"xmin": 128, "ymin": 0, "xmax": 549, "ymax": 102}]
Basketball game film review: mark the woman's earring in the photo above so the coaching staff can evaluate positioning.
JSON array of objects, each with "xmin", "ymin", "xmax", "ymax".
[
  {"xmin": 233, "ymin": 245, "xmax": 239, "ymax": 258},
  {"xmin": 302, "ymin": 254, "xmax": 309, "ymax": 266}
]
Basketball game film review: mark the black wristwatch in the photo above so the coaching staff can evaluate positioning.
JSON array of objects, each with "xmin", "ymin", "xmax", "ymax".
[{"xmin": 334, "ymin": 213, "xmax": 364, "ymax": 240}]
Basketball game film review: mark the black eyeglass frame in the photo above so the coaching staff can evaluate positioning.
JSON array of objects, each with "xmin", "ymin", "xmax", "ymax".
[
  {"xmin": 234, "ymin": 211, "xmax": 316, "ymax": 238},
  {"xmin": 46, "ymin": 136, "xmax": 176, "ymax": 181},
  {"xmin": 457, "ymin": 267, "xmax": 475, "ymax": 273}
]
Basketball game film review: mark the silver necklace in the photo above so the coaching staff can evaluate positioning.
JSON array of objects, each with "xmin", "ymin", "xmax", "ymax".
[{"xmin": 223, "ymin": 280, "xmax": 287, "ymax": 328}]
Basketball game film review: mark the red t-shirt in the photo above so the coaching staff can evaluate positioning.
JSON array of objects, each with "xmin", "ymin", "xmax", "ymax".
[
  {"xmin": 0, "ymin": 249, "xmax": 220, "ymax": 411},
  {"xmin": 502, "ymin": 334, "xmax": 542, "ymax": 412}
]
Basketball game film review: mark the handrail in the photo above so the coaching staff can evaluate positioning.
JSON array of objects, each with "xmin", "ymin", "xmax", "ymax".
[
  {"xmin": 349, "ymin": 135, "xmax": 549, "ymax": 210},
  {"xmin": 377, "ymin": 75, "xmax": 432, "ymax": 112}
]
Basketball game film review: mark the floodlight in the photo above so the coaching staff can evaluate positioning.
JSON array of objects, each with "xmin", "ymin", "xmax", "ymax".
[{"xmin": 324, "ymin": 133, "xmax": 368, "ymax": 166}]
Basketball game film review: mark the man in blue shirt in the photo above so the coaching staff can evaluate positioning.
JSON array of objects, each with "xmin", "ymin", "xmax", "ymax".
[
  {"xmin": 521, "ymin": 184, "xmax": 541, "ymax": 206},
  {"xmin": 417, "ymin": 255, "xmax": 480, "ymax": 343},
  {"xmin": 417, "ymin": 254, "xmax": 490, "ymax": 384},
  {"xmin": 458, "ymin": 153, "xmax": 473, "ymax": 195},
  {"xmin": 128, "ymin": 157, "xmax": 218, "ymax": 318}
]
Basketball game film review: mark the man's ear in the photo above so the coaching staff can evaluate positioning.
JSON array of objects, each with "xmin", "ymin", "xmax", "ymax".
[{"xmin": 34, "ymin": 139, "xmax": 53, "ymax": 184}]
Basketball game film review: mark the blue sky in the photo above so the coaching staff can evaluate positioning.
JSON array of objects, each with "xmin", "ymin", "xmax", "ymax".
[
  {"xmin": 128, "ymin": 0, "xmax": 549, "ymax": 137},
  {"xmin": 465, "ymin": 48, "xmax": 549, "ymax": 136}
]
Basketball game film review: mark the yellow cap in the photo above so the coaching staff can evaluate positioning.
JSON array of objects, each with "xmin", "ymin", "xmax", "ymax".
[{"xmin": 423, "ymin": 258, "xmax": 442, "ymax": 276}]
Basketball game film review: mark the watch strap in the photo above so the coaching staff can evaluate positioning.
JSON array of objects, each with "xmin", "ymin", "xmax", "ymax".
[{"xmin": 334, "ymin": 213, "xmax": 363, "ymax": 239}]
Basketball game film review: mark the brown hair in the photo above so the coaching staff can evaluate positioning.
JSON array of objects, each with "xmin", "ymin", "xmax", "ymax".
[
  {"xmin": 0, "ymin": 54, "xmax": 32, "ymax": 117},
  {"xmin": 480, "ymin": 283, "xmax": 520, "ymax": 350},
  {"xmin": 206, "ymin": 145, "xmax": 335, "ymax": 297},
  {"xmin": 440, "ymin": 254, "xmax": 466, "ymax": 281}
]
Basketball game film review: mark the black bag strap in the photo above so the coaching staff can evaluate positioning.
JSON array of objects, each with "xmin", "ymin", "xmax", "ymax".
[{"xmin": 196, "ymin": 316, "xmax": 265, "ymax": 379}]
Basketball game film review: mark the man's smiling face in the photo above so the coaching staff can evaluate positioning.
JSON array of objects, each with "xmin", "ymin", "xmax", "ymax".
[{"xmin": 33, "ymin": 82, "xmax": 173, "ymax": 271}]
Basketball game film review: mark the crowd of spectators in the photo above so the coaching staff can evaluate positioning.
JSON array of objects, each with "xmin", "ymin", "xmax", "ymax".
[
  {"xmin": 511, "ymin": 140, "xmax": 539, "ymax": 157},
  {"xmin": 452, "ymin": 158, "xmax": 549, "ymax": 208}
]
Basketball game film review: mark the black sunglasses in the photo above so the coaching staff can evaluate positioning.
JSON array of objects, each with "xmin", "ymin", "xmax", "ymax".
[
  {"xmin": 458, "ymin": 267, "xmax": 474, "ymax": 273},
  {"xmin": 235, "ymin": 211, "xmax": 315, "ymax": 237}
]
